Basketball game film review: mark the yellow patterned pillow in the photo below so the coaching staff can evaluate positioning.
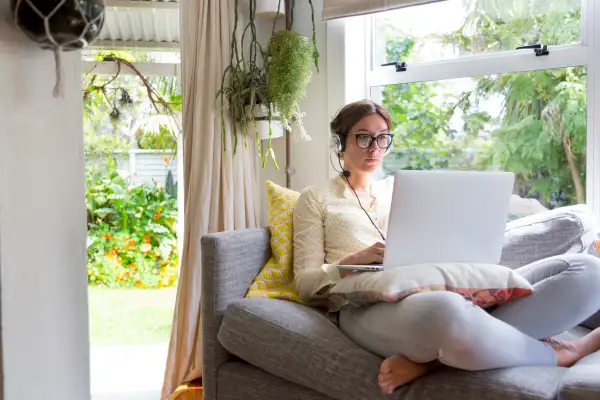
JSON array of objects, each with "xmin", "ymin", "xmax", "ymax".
[{"xmin": 245, "ymin": 180, "xmax": 303, "ymax": 303}]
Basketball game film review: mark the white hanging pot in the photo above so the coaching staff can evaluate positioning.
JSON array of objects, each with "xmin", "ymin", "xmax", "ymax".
[
  {"xmin": 256, "ymin": 0, "xmax": 285, "ymax": 19},
  {"xmin": 248, "ymin": 105, "xmax": 284, "ymax": 140}
]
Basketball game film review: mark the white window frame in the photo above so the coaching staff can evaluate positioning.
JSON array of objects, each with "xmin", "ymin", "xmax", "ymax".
[{"xmin": 327, "ymin": 0, "xmax": 600, "ymax": 220}]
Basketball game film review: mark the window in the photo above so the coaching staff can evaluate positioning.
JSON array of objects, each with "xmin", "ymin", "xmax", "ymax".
[{"xmin": 336, "ymin": 0, "xmax": 597, "ymax": 214}]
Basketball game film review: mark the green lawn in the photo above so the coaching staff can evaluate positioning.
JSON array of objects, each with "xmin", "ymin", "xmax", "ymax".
[{"xmin": 88, "ymin": 287, "xmax": 177, "ymax": 346}]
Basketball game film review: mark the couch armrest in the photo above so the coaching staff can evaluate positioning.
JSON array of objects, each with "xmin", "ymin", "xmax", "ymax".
[{"xmin": 201, "ymin": 227, "xmax": 271, "ymax": 400}]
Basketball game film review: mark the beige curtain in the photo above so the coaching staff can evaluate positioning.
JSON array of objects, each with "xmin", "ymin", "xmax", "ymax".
[
  {"xmin": 322, "ymin": 0, "xmax": 446, "ymax": 20},
  {"xmin": 161, "ymin": 0, "xmax": 262, "ymax": 398}
]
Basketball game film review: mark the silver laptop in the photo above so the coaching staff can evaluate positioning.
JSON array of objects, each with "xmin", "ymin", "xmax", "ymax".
[
  {"xmin": 338, "ymin": 170, "xmax": 514, "ymax": 272},
  {"xmin": 383, "ymin": 169, "xmax": 514, "ymax": 268}
]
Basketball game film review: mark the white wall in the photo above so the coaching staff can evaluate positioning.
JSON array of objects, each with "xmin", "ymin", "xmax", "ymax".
[
  {"xmin": 259, "ymin": 0, "xmax": 331, "ymax": 223},
  {"xmin": 0, "ymin": 3, "xmax": 91, "ymax": 399}
]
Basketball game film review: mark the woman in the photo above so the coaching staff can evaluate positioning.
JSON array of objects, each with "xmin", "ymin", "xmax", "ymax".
[{"xmin": 292, "ymin": 99, "xmax": 600, "ymax": 395}]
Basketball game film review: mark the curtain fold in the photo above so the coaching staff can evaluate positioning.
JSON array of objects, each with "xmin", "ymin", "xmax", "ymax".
[
  {"xmin": 322, "ymin": 0, "xmax": 446, "ymax": 20},
  {"xmin": 161, "ymin": 0, "xmax": 262, "ymax": 398}
]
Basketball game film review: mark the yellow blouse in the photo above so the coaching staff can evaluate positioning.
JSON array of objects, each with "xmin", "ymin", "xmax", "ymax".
[{"xmin": 292, "ymin": 175, "xmax": 394, "ymax": 309}]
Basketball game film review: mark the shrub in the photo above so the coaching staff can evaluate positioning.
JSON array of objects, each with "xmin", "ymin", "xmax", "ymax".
[{"xmin": 86, "ymin": 161, "xmax": 179, "ymax": 288}]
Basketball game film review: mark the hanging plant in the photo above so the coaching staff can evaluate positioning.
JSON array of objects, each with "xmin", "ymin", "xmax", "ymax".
[
  {"xmin": 11, "ymin": 0, "xmax": 106, "ymax": 98},
  {"xmin": 266, "ymin": 30, "xmax": 313, "ymax": 139},
  {"xmin": 216, "ymin": 0, "xmax": 319, "ymax": 168},
  {"xmin": 265, "ymin": 0, "xmax": 319, "ymax": 140},
  {"xmin": 217, "ymin": 0, "xmax": 283, "ymax": 168}
]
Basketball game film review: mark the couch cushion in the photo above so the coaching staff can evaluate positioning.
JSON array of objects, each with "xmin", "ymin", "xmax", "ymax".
[
  {"xmin": 245, "ymin": 181, "xmax": 303, "ymax": 303},
  {"xmin": 218, "ymin": 298, "xmax": 568, "ymax": 400},
  {"xmin": 500, "ymin": 205, "xmax": 598, "ymax": 269}
]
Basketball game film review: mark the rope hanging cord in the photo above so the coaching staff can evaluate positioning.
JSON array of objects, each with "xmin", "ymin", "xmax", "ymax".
[{"xmin": 13, "ymin": 0, "xmax": 105, "ymax": 98}]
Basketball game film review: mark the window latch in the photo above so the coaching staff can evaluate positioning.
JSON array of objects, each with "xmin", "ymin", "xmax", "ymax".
[
  {"xmin": 516, "ymin": 44, "xmax": 549, "ymax": 56},
  {"xmin": 381, "ymin": 61, "xmax": 407, "ymax": 72}
]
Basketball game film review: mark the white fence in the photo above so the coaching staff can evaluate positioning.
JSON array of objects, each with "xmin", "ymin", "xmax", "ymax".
[{"xmin": 87, "ymin": 149, "xmax": 179, "ymax": 187}]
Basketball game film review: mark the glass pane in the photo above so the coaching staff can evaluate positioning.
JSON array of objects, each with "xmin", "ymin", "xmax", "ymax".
[
  {"xmin": 374, "ymin": 66, "xmax": 587, "ymax": 217},
  {"xmin": 373, "ymin": 0, "xmax": 582, "ymax": 66}
]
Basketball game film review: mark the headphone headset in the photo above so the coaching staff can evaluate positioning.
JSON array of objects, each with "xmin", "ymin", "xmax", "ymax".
[
  {"xmin": 330, "ymin": 133, "xmax": 346, "ymax": 154},
  {"xmin": 329, "ymin": 131, "xmax": 387, "ymax": 241}
]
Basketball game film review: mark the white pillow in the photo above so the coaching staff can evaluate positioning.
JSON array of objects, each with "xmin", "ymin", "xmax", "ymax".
[{"xmin": 330, "ymin": 262, "xmax": 533, "ymax": 309}]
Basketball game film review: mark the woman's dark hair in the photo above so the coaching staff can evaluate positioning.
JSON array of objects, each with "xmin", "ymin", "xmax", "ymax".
[{"xmin": 330, "ymin": 99, "xmax": 392, "ymax": 138}]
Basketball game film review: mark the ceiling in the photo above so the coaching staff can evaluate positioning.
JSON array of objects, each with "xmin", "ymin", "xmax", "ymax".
[{"xmin": 93, "ymin": 0, "xmax": 180, "ymax": 50}]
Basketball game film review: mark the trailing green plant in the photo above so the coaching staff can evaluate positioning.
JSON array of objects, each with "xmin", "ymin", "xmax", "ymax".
[
  {"xmin": 217, "ymin": 0, "xmax": 274, "ymax": 164},
  {"xmin": 266, "ymin": 30, "xmax": 313, "ymax": 138}
]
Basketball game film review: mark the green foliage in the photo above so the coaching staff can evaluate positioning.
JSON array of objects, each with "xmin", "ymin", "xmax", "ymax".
[
  {"xmin": 267, "ymin": 30, "xmax": 314, "ymax": 131},
  {"xmin": 83, "ymin": 51, "xmax": 181, "ymax": 156},
  {"xmin": 137, "ymin": 124, "xmax": 178, "ymax": 150},
  {"xmin": 165, "ymin": 169, "xmax": 178, "ymax": 199},
  {"xmin": 472, "ymin": 67, "xmax": 586, "ymax": 205},
  {"xmin": 86, "ymin": 163, "xmax": 179, "ymax": 288},
  {"xmin": 382, "ymin": 36, "xmax": 465, "ymax": 171}
]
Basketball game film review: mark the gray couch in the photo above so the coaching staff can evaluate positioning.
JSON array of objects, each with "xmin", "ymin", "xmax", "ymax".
[{"xmin": 202, "ymin": 211, "xmax": 600, "ymax": 400}]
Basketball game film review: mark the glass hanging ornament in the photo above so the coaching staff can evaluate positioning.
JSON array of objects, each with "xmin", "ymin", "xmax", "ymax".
[{"xmin": 11, "ymin": 0, "xmax": 105, "ymax": 98}]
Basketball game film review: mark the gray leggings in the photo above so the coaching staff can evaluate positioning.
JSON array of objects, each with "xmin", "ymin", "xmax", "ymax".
[{"xmin": 339, "ymin": 253, "xmax": 600, "ymax": 370}]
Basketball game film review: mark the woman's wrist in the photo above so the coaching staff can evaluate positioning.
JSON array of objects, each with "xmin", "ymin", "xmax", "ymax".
[{"xmin": 339, "ymin": 254, "xmax": 356, "ymax": 265}]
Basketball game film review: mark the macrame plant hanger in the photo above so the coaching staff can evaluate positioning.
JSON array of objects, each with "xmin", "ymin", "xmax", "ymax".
[{"xmin": 12, "ymin": 0, "xmax": 106, "ymax": 98}]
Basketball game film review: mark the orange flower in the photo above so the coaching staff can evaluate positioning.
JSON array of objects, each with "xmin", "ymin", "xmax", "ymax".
[
  {"xmin": 144, "ymin": 235, "xmax": 151, "ymax": 243},
  {"xmin": 135, "ymin": 280, "xmax": 142, "ymax": 287},
  {"xmin": 163, "ymin": 156, "xmax": 170, "ymax": 164},
  {"xmin": 128, "ymin": 240, "xmax": 136, "ymax": 246},
  {"xmin": 103, "ymin": 233, "xmax": 113, "ymax": 239},
  {"xmin": 153, "ymin": 212, "xmax": 161, "ymax": 220},
  {"xmin": 124, "ymin": 245, "xmax": 130, "ymax": 251},
  {"xmin": 129, "ymin": 263, "xmax": 136, "ymax": 268}
]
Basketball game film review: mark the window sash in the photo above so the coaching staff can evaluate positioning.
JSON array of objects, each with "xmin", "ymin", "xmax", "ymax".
[
  {"xmin": 367, "ymin": 44, "xmax": 588, "ymax": 87},
  {"xmin": 322, "ymin": 0, "xmax": 446, "ymax": 20}
]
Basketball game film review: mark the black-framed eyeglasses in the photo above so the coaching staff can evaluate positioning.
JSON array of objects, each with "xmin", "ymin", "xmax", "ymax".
[{"xmin": 348, "ymin": 133, "xmax": 394, "ymax": 150}]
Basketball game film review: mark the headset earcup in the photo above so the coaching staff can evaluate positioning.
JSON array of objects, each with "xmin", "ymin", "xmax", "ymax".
[{"xmin": 330, "ymin": 134, "xmax": 343, "ymax": 154}]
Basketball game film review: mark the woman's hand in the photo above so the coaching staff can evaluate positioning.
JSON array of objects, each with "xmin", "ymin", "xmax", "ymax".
[{"xmin": 338, "ymin": 242, "xmax": 385, "ymax": 278}]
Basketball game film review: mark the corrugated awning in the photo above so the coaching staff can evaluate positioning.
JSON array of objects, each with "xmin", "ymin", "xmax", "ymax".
[{"xmin": 93, "ymin": 0, "xmax": 180, "ymax": 50}]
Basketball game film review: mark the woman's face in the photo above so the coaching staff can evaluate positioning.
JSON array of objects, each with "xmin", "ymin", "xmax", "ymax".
[{"xmin": 342, "ymin": 114, "xmax": 391, "ymax": 174}]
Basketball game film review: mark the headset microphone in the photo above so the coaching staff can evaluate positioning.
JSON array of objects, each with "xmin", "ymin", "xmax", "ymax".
[{"xmin": 342, "ymin": 170, "xmax": 351, "ymax": 178}]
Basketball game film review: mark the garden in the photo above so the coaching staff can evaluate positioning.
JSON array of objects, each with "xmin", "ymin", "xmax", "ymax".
[{"xmin": 83, "ymin": 50, "xmax": 181, "ymax": 345}]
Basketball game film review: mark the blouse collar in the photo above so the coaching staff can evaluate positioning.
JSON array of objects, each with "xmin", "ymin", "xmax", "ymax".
[{"xmin": 335, "ymin": 174, "xmax": 381, "ymax": 200}]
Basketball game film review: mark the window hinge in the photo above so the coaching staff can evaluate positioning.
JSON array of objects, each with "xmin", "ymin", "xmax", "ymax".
[
  {"xmin": 381, "ymin": 61, "xmax": 408, "ymax": 72},
  {"xmin": 516, "ymin": 44, "xmax": 550, "ymax": 56}
]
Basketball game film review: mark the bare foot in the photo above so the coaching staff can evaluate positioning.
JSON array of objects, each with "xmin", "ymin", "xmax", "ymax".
[
  {"xmin": 543, "ymin": 328, "xmax": 600, "ymax": 367},
  {"xmin": 378, "ymin": 355, "xmax": 440, "ymax": 394}
]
